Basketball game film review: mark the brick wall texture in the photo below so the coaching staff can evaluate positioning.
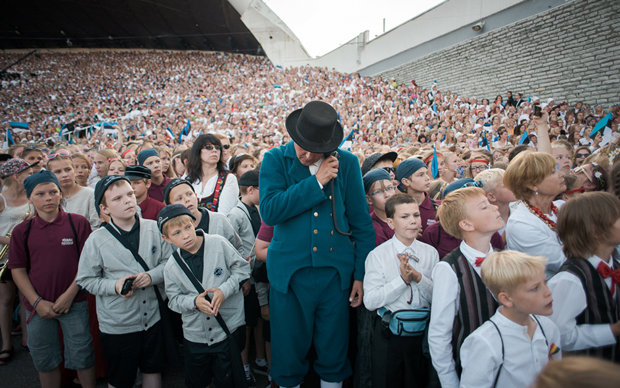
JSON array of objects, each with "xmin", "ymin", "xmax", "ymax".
[{"xmin": 381, "ymin": 0, "xmax": 619, "ymax": 107}]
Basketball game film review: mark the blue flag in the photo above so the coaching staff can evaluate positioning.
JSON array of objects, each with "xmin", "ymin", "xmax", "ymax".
[
  {"xmin": 519, "ymin": 129, "xmax": 529, "ymax": 145},
  {"xmin": 339, "ymin": 130, "xmax": 354, "ymax": 148},
  {"xmin": 6, "ymin": 128, "xmax": 15, "ymax": 145},
  {"xmin": 431, "ymin": 146, "xmax": 439, "ymax": 179},
  {"xmin": 589, "ymin": 112, "xmax": 612, "ymax": 139}
]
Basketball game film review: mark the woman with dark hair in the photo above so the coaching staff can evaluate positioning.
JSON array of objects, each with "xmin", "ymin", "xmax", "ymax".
[{"xmin": 185, "ymin": 134, "xmax": 239, "ymax": 214}]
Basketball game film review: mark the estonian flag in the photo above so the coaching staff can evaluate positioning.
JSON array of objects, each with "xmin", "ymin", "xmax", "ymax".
[
  {"xmin": 589, "ymin": 112, "xmax": 612, "ymax": 139},
  {"xmin": 166, "ymin": 127, "xmax": 175, "ymax": 139},
  {"xmin": 519, "ymin": 129, "xmax": 530, "ymax": 145},
  {"xmin": 9, "ymin": 121, "xmax": 28, "ymax": 130},
  {"xmin": 431, "ymin": 146, "xmax": 439, "ymax": 179}
]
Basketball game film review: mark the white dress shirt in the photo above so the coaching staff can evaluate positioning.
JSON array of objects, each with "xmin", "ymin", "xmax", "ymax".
[
  {"xmin": 506, "ymin": 200, "xmax": 566, "ymax": 278},
  {"xmin": 428, "ymin": 241, "xmax": 494, "ymax": 388},
  {"xmin": 548, "ymin": 256, "xmax": 617, "ymax": 351},
  {"xmin": 363, "ymin": 236, "xmax": 439, "ymax": 312},
  {"xmin": 460, "ymin": 310, "xmax": 561, "ymax": 388}
]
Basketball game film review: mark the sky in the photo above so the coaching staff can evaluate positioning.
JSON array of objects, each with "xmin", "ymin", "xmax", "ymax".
[{"xmin": 263, "ymin": 0, "xmax": 445, "ymax": 57}]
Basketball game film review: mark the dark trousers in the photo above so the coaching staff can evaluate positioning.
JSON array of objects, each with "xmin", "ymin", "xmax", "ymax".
[
  {"xmin": 371, "ymin": 315, "xmax": 429, "ymax": 388},
  {"xmin": 183, "ymin": 327, "xmax": 246, "ymax": 388}
]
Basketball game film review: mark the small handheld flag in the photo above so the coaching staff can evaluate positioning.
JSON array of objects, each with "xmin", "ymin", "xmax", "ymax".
[
  {"xmin": 589, "ymin": 112, "xmax": 612, "ymax": 139},
  {"xmin": 431, "ymin": 146, "xmax": 439, "ymax": 179},
  {"xmin": 519, "ymin": 130, "xmax": 530, "ymax": 145}
]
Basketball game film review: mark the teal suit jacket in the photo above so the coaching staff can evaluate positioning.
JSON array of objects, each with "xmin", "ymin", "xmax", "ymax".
[{"xmin": 259, "ymin": 141, "xmax": 375, "ymax": 293}]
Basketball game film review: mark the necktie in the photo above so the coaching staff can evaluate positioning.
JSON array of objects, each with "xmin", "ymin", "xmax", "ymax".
[
  {"xmin": 596, "ymin": 261, "xmax": 620, "ymax": 295},
  {"xmin": 475, "ymin": 257, "xmax": 485, "ymax": 267}
]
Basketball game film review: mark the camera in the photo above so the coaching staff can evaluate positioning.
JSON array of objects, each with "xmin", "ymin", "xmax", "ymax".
[{"xmin": 120, "ymin": 278, "xmax": 134, "ymax": 295}]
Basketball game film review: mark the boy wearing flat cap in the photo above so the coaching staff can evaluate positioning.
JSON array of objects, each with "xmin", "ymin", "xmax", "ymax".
[
  {"xmin": 395, "ymin": 158, "xmax": 437, "ymax": 234},
  {"xmin": 137, "ymin": 148, "xmax": 171, "ymax": 203},
  {"xmin": 259, "ymin": 101, "xmax": 375, "ymax": 388},
  {"xmin": 160, "ymin": 204, "xmax": 250, "ymax": 388},
  {"xmin": 76, "ymin": 175, "xmax": 173, "ymax": 388},
  {"xmin": 125, "ymin": 165, "xmax": 165, "ymax": 221},
  {"xmin": 9, "ymin": 170, "xmax": 95, "ymax": 388}
]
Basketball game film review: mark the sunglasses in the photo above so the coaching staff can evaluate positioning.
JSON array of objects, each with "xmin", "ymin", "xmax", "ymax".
[
  {"xmin": 382, "ymin": 166, "xmax": 396, "ymax": 174},
  {"xmin": 202, "ymin": 144, "xmax": 221, "ymax": 151},
  {"xmin": 46, "ymin": 151, "xmax": 71, "ymax": 160},
  {"xmin": 222, "ymin": 144, "xmax": 231, "ymax": 150},
  {"xmin": 575, "ymin": 153, "xmax": 590, "ymax": 158}
]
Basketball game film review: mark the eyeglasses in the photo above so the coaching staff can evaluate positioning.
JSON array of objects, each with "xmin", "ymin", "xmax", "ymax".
[
  {"xmin": 575, "ymin": 153, "xmax": 590, "ymax": 158},
  {"xmin": 470, "ymin": 166, "xmax": 489, "ymax": 173},
  {"xmin": 46, "ymin": 151, "xmax": 71, "ymax": 160},
  {"xmin": 370, "ymin": 186, "xmax": 396, "ymax": 197},
  {"xmin": 202, "ymin": 144, "xmax": 221, "ymax": 151},
  {"xmin": 463, "ymin": 180, "xmax": 484, "ymax": 188},
  {"xmin": 382, "ymin": 166, "xmax": 396, "ymax": 174}
]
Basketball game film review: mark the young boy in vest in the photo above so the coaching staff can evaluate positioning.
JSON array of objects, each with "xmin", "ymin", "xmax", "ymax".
[
  {"xmin": 428, "ymin": 186, "xmax": 505, "ymax": 388},
  {"xmin": 227, "ymin": 170, "xmax": 268, "ymax": 385},
  {"xmin": 550, "ymin": 192, "xmax": 620, "ymax": 361},
  {"xmin": 363, "ymin": 168, "xmax": 397, "ymax": 246},
  {"xmin": 76, "ymin": 175, "xmax": 173, "ymax": 388},
  {"xmin": 160, "ymin": 204, "xmax": 251, "ymax": 388},
  {"xmin": 364, "ymin": 194, "xmax": 439, "ymax": 387},
  {"xmin": 125, "ymin": 165, "xmax": 165, "ymax": 221},
  {"xmin": 9, "ymin": 171, "xmax": 95, "ymax": 388},
  {"xmin": 163, "ymin": 178, "xmax": 242, "ymax": 252},
  {"xmin": 460, "ymin": 250, "xmax": 561, "ymax": 388},
  {"xmin": 395, "ymin": 158, "xmax": 436, "ymax": 234}
]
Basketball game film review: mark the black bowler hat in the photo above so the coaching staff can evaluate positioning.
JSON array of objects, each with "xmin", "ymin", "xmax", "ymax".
[{"xmin": 285, "ymin": 101, "xmax": 343, "ymax": 154}]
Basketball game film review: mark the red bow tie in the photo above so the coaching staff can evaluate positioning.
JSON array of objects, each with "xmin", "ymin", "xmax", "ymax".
[
  {"xmin": 475, "ymin": 257, "xmax": 485, "ymax": 267},
  {"xmin": 597, "ymin": 261, "xmax": 620, "ymax": 295}
]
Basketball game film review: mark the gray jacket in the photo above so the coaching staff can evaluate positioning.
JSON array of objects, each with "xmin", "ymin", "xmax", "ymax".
[
  {"xmin": 164, "ymin": 230, "xmax": 250, "ymax": 344},
  {"xmin": 76, "ymin": 218, "xmax": 173, "ymax": 334},
  {"xmin": 203, "ymin": 208, "xmax": 243, "ymax": 254},
  {"xmin": 226, "ymin": 199, "xmax": 257, "ymax": 259}
]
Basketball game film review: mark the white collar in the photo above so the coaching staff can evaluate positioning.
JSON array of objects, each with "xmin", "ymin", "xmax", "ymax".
[
  {"xmin": 460, "ymin": 240, "xmax": 493, "ymax": 267},
  {"xmin": 587, "ymin": 255, "xmax": 614, "ymax": 270}
]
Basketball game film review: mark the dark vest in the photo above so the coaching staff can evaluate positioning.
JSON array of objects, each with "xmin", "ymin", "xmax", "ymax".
[
  {"xmin": 443, "ymin": 248, "xmax": 499, "ymax": 374},
  {"xmin": 561, "ymin": 258, "xmax": 620, "ymax": 362}
]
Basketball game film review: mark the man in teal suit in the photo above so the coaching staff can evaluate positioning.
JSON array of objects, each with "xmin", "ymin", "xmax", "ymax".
[{"xmin": 259, "ymin": 101, "xmax": 375, "ymax": 388}]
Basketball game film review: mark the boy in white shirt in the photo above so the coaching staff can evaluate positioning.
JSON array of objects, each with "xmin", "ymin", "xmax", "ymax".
[
  {"xmin": 428, "ymin": 187, "xmax": 506, "ymax": 388},
  {"xmin": 364, "ymin": 193, "xmax": 439, "ymax": 387},
  {"xmin": 460, "ymin": 250, "xmax": 561, "ymax": 388}
]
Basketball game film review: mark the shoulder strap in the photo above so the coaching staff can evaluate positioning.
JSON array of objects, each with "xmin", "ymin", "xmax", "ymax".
[
  {"xmin": 102, "ymin": 222, "xmax": 150, "ymax": 272},
  {"xmin": 102, "ymin": 222, "xmax": 168, "ymax": 309},
  {"xmin": 488, "ymin": 319, "xmax": 504, "ymax": 388},
  {"xmin": 67, "ymin": 213, "xmax": 80, "ymax": 256},
  {"xmin": 210, "ymin": 172, "xmax": 228, "ymax": 212},
  {"xmin": 532, "ymin": 315, "xmax": 549, "ymax": 347},
  {"xmin": 23, "ymin": 218, "xmax": 33, "ymax": 271},
  {"xmin": 171, "ymin": 249, "xmax": 233, "ymax": 337}
]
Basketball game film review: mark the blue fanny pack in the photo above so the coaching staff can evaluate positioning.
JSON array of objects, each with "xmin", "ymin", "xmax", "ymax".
[{"xmin": 378, "ymin": 307, "xmax": 430, "ymax": 336}]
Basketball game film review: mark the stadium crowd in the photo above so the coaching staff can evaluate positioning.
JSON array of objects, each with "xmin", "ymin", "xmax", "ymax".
[{"xmin": 0, "ymin": 51, "xmax": 619, "ymax": 388}]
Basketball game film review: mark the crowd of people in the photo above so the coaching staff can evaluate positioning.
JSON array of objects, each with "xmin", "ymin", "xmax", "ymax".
[{"xmin": 0, "ymin": 50, "xmax": 619, "ymax": 388}]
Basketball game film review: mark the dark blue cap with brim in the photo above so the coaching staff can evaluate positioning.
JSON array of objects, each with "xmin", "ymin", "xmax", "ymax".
[
  {"xmin": 158, "ymin": 204, "xmax": 196, "ymax": 232},
  {"xmin": 163, "ymin": 178, "xmax": 194, "ymax": 205},
  {"xmin": 94, "ymin": 175, "xmax": 130, "ymax": 215}
]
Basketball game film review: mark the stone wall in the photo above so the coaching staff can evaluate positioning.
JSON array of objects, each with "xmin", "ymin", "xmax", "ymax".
[{"xmin": 381, "ymin": 0, "xmax": 619, "ymax": 107}]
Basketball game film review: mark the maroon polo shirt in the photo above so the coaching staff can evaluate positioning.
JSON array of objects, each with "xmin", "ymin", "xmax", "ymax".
[
  {"xmin": 139, "ymin": 196, "xmax": 165, "ymax": 221},
  {"xmin": 148, "ymin": 176, "xmax": 172, "ymax": 203},
  {"xmin": 420, "ymin": 221, "xmax": 505, "ymax": 259},
  {"xmin": 419, "ymin": 193, "xmax": 439, "ymax": 233},
  {"xmin": 371, "ymin": 211, "xmax": 393, "ymax": 247},
  {"xmin": 9, "ymin": 209, "xmax": 91, "ymax": 311}
]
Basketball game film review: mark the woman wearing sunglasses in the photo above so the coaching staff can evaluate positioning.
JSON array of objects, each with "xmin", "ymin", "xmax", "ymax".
[{"xmin": 185, "ymin": 134, "xmax": 239, "ymax": 215}]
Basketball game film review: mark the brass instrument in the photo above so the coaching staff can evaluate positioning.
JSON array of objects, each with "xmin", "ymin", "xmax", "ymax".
[
  {"xmin": 0, "ymin": 206, "xmax": 31, "ymax": 280},
  {"xmin": 0, "ymin": 233, "xmax": 10, "ymax": 279}
]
